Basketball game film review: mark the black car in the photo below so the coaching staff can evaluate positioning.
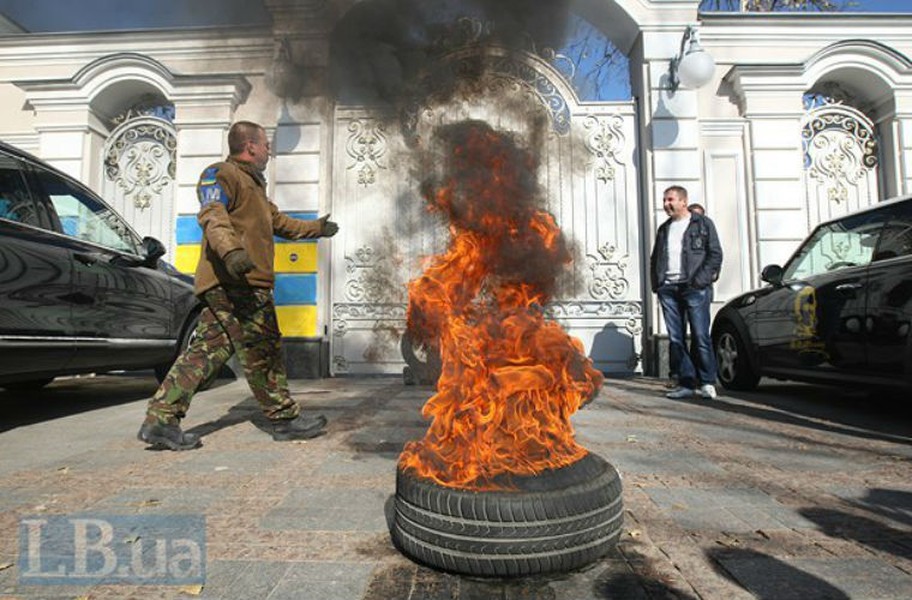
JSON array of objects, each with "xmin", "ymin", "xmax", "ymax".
[
  {"xmin": 712, "ymin": 196, "xmax": 912, "ymax": 391},
  {"xmin": 0, "ymin": 140, "xmax": 200, "ymax": 391}
]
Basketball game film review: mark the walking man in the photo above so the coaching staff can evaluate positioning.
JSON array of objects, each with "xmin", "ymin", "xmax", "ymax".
[
  {"xmin": 650, "ymin": 185, "xmax": 723, "ymax": 399},
  {"xmin": 138, "ymin": 120, "xmax": 339, "ymax": 450}
]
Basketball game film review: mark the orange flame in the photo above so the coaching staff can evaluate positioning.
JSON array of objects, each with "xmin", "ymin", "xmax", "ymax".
[{"xmin": 398, "ymin": 122, "xmax": 604, "ymax": 491}]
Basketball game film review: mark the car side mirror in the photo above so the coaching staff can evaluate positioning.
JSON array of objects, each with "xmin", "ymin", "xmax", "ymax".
[
  {"xmin": 761, "ymin": 264, "xmax": 784, "ymax": 286},
  {"xmin": 141, "ymin": 236, "xmax": 167, "ymax": 267}
]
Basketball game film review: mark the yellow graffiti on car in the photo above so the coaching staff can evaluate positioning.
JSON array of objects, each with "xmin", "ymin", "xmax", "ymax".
[{"xmin": 790, "ymin": 285, "xmax": 829, "ymax": 360}]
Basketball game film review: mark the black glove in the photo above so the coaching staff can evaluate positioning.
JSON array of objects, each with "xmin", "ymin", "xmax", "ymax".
[
  {"xmin": 224, "ymin": 249, "xmax": 255, "ymax": 280},
  {"xmin": 318, "ymin": 213, "xmax": 339, "ymax": 237}
]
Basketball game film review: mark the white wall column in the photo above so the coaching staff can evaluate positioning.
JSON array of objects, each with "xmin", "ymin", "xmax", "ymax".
[
  {"xmin": 892, "ymin": 91, "xmax": 912, "ymax": 196},
  {"xmin": 727, "ymin": 68, "xmax": 807, "ymax": 271}
]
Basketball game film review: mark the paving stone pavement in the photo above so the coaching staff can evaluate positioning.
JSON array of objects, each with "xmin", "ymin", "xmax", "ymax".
[{"xmin": 0, "ymin": 374, "xmax": 910, "ymax": 599}]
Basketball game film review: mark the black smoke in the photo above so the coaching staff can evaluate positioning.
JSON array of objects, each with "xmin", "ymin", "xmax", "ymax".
[{"xmin": 329, "ymin": 0, "xmax": 572, "ymax": 106}]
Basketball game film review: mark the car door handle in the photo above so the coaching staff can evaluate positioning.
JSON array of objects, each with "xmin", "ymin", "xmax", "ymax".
[
  {"xmin": 73, "ymin": 252, "xmax": 103, "ymax": 266},
  {"xmin": 836, "ymin": 282, "xmax": 864, "ymax": 294}
]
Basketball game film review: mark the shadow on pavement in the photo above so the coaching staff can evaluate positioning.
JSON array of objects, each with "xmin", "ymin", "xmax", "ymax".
[
  {"xmin": 707, "ymin": 547, "xmax": 851, "ymax": 599},
  {"xmin": 0, "ymin": 373, "xmax": 159, "ymax": 432},
  {"xmin": 610, "ymin": 377, "xmax": 911, "ymax": 446},
  {"xmin": 184, "ymin": 395, "xmax": 260, "ymax": 439},
  {"xmin": 0, "ymin": 372, "xmax": 236, "ymax": 433},
  {"xmin": 361, "ymin": 551, "xmax": 702, "ymax": 600},
  {"xmin": 724, "ymin": 381, "xmax": 911, "ymax": 442},
  {"xmin": 800, "ymin": 487, "xmax": 912, "ymax": 562}
]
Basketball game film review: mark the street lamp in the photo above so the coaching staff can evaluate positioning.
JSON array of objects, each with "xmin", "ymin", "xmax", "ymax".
[{"xmin": 669, "ymin": 25, "xmax": 716, "ymax": 92}]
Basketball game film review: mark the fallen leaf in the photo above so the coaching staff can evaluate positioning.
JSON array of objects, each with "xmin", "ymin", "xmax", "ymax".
[
  {"xmin": 0, "ymin": 562, "xmax": 12, "ymax": 571},
  {"xmin": 180, "ymin": 584, "xmax": 204, "ymax": 596},
  {"xmin": 57, "ymin": 466, "xmax": 70, "ymax": 474},
  {"xmin": 130, "ymin": 498, "xmax": 161, "ymax": 508}
]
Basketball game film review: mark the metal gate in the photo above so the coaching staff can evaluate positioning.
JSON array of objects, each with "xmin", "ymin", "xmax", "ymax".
[
  {"xmin": 101, "ymin": 112, "xmax": 178, "ymax": 254},
  {"xmin": 802, "ymin": 101, "xmax": 880, "ymax": 228},
  {"xmin": 329, "ymin": 48, "xmax": 642, "ymax": 376}
]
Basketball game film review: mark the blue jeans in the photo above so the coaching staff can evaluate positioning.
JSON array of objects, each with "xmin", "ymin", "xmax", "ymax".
[{"xmin": 657, "ymin": 283, "xmax": 717, "ymax": 388}]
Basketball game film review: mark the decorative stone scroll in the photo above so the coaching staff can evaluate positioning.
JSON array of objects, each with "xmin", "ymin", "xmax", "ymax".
[
  {"xmin": 583, "ymin": 114, "xmax": 626, "ymax": 184},
  {"xmin": 586, "ymin": 242, "xmax": 630, "ymax": 300},
  {"xmin": 802, "ymin": 104, "xmax": 878, "ymax": 205},
  {"xmin": 103, "ymin": 118, "xmax": 176, "ymax": 210},
  {"xmin": 345, "ymin": 119, "xmax": 388, "ymax": 187}
]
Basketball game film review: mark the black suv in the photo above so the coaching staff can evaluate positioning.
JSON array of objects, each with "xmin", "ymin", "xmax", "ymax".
[
  {"xmin": 712, "ymin": 196, "xmax": 912, "ymax": 391},
  {"xmin": 0, "ymin": 140, "xmax": 200, "ymax": 391}
]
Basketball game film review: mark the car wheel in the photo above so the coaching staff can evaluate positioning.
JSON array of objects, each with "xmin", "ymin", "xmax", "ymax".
[
  {"xmin": 1, "ymin": 377, "xmax": 55, "ymax": 392},
  {"xmin": 154, "ymin": 312, "xmax": 200, "ymax": 384},
  {"xmin": 714, "ymin": 322, "xmax": 760, "ymax": 391},
  {"xmin": 390, "ymin": 453, "xmax": 624, "ymax": 577}
]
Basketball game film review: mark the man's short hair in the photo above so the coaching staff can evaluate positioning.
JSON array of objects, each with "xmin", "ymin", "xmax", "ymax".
[
  {"xmin": 664, "ymin": 185, "xmax": 688, "ymax": 200},
  {"xmin": 228, "ymin": 121, "xmax": 264, "ymax": 156}
]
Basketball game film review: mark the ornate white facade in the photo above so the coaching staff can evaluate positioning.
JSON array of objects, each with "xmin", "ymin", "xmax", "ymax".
[{"xmin": 2, "ymin": 0, "xmax": 910, "ymax": 376}]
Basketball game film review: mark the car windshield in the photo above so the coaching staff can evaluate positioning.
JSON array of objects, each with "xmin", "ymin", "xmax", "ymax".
[{"xmin": 782, "ymin": 209, "xmax": 886, "ymax": 280}]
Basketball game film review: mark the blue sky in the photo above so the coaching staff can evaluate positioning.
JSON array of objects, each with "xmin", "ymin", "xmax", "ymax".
[
  {"xmin": 0, "ymin": 0, "xmax": 911, "ymax": 33},
  {"xmin": 846, "ymin": 0, "xmax": 911, "ymax": 10},
  {"xmin": 0, "ymin": 0, "xmax": 271, "ymax": 32}
]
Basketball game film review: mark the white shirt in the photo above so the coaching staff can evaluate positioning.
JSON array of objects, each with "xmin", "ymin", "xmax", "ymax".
[{"xmin": 664, "ymin": 215, "xmax": 691, "ymax": 284}]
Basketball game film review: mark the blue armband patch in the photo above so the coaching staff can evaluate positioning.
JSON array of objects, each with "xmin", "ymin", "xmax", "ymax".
[
  {"xmin": 198, "ymin": 167, "xmax": 230, "ymax": 207},
  {"xmin": 199, "ymin": 183, "xmax": 229, "ymax": 207},
  {"xmin": 200, "ymin": 167, "xmax": 218, "ymax": 185}
]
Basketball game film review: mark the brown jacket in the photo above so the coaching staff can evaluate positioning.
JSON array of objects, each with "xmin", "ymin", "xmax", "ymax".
[{"xmin": 194, "ymin": 157, "xmax": 324, "ymax": 295}]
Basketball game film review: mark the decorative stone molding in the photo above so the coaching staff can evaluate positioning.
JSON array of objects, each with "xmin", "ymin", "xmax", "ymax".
[
  {"xmin": 586, "ymin": 242, "xmax": 630, "ymax": 300},
  {"xmin": 104, "ymin": 117, "xmax": 176, "ymax": 210},
  {"xmin": 583, "ymin": 114, "xmax": 626, "ymax": 184},
  {"xmin": 342, "ymin": 245, "xmax": 404, "ymax": 302},
  {"xmin": 345, "ymin": 119, "xmax": 387, "ymax": 187},
  {"xmin": 332, "ymin": 354, "xmax": 349, "ymax": 372},
  {"xmin": 332, "ymin": 302, "xmax": 408, "ymax": 322},
  {"xmin": 802, "ymin": 104, "xmax": 877, "ymax": 205},
  {"xmin": 545, "ymin": 300, "xmax": 642, "ymax": 320},
  {"xmin": 331, "ymin": 302, "xmax": 407, "ymax": 374}
]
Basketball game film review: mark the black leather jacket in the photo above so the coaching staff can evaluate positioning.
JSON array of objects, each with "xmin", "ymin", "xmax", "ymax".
[{"xmin": 650, "ymin": 213, "xmax": 723, "ymax": 292}]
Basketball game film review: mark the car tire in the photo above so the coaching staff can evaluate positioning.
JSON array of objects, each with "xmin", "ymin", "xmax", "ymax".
[
  {"xmin": 1, "ymin": 377, "xmax": 55, "ymax": 392},
  {"xmin": 390, "ymin": 452, "xmax": 624, "ymax": 577},
  {"xmin": 714, "ymin": 321, "xmax": 760, "ymax": 391}
]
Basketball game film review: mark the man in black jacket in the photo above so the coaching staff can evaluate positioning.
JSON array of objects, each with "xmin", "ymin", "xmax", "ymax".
[{"xmin": 650, "ymin": 186, "xmax": 723, "ymax": 399}]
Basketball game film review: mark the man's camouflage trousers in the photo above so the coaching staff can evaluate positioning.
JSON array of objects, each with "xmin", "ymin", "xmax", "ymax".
[{"xmin": 145, "ymin": 285, "xmax": 300, "ymax": 426}]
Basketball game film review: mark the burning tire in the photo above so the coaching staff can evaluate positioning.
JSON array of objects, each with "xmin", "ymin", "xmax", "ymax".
[{"xmin": 390, "ymin": 452, "xmax": 623, "ymax": 577}]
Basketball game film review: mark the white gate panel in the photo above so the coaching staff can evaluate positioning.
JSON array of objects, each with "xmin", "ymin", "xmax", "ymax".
[
  {"xmin": 551, "ymin": 106, "xmax": 643, "ymax": 374},
  {"xmin": 101, "ymin": 117, "xmax": 177, "ymax": 253},
  {"xmin": 803, "ymin": 104, "xmax": 880, "ymax": 228},
  {"xmin": 330, "ymin": 69, "xmax": 642, "ymax": 376},
  {"xmin": 330, "ymin": 110, "xmax": 427, "ymax": 375}
]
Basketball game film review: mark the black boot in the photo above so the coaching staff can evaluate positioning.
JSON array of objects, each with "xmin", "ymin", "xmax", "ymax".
[
  {"xmin": 137, "ymin": 422, "xmax": 201, "ymax": 450},
  {"xmin": 271, "ymin": 413, "xmax": 327, "ymax": 441}
]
